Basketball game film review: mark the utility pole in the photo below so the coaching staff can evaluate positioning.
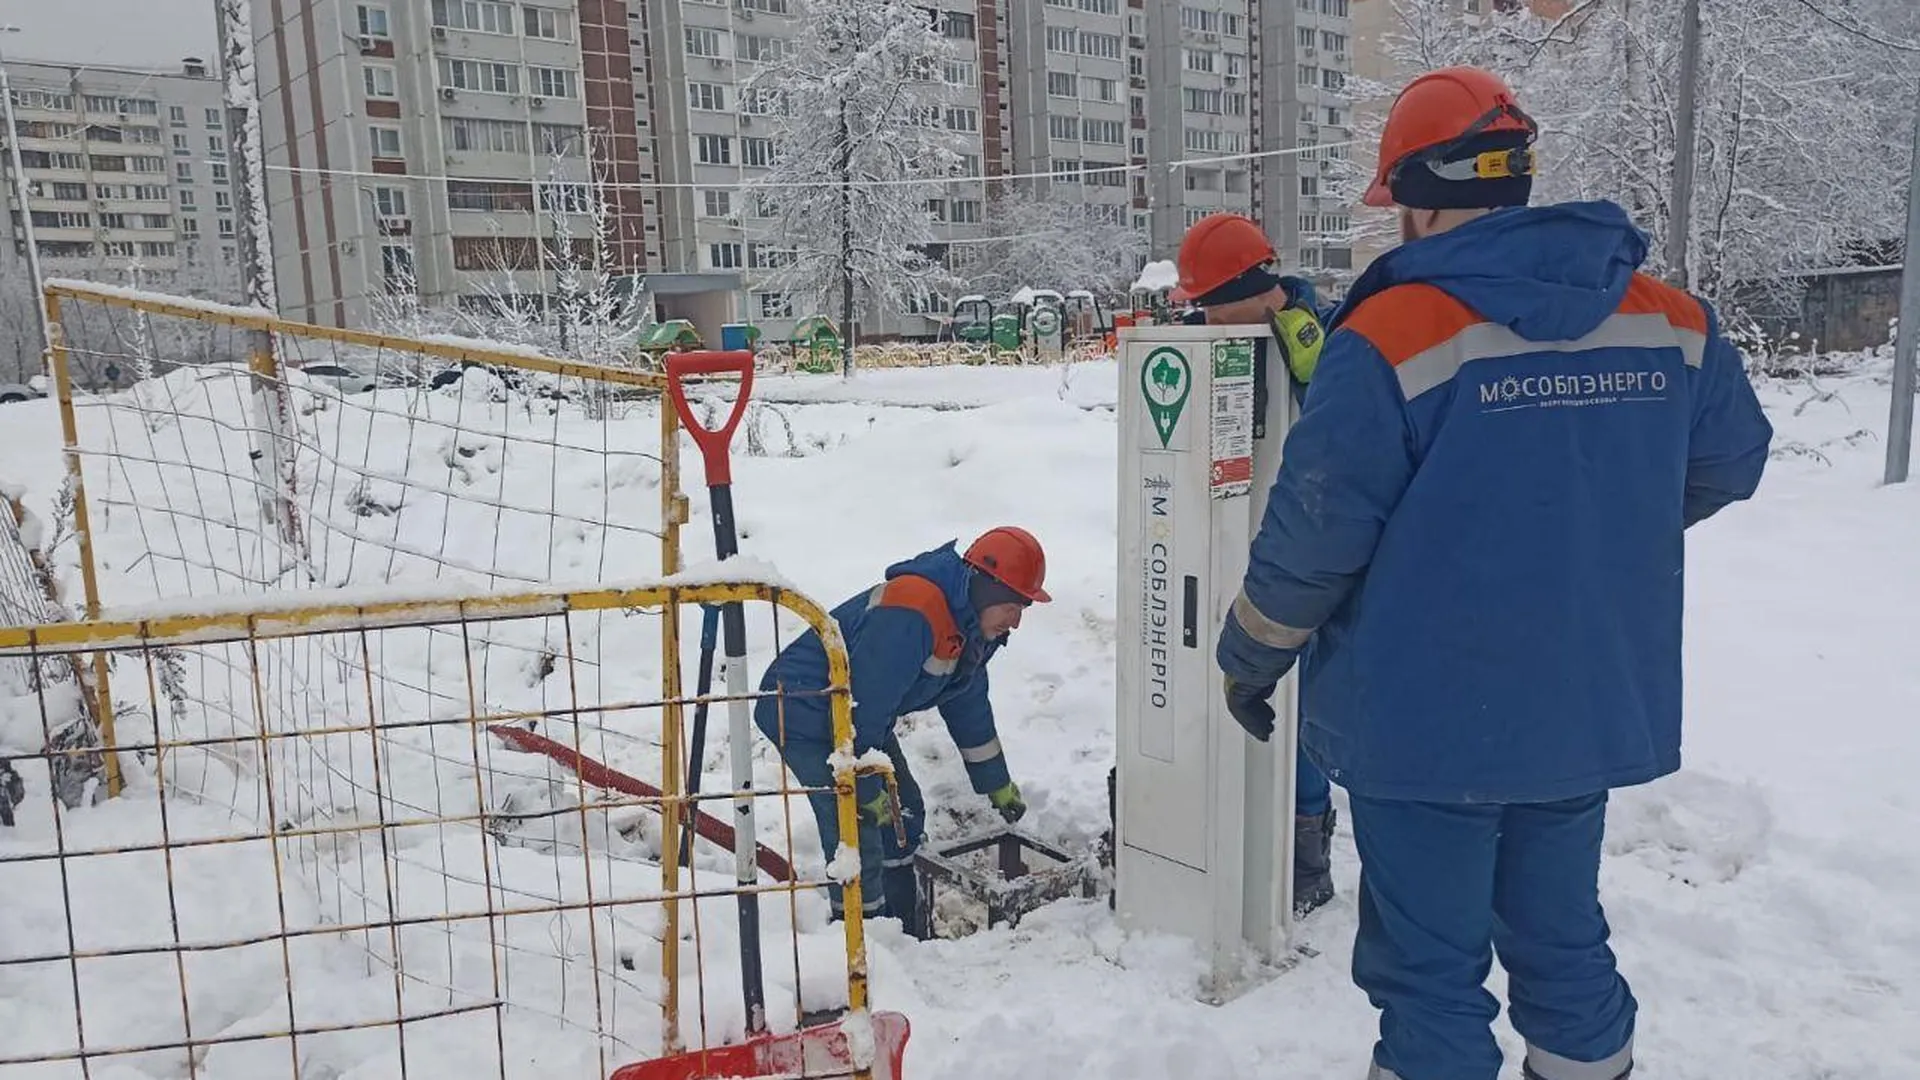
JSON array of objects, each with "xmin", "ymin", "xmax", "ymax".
[
  {"xmin": 1885, "ymin": 81, "xmax": 1920, "ymax": 486},
  {"xmin": 0, "ymin": 27, "xmax": 55, "ymax": 371},
  {"xmin": 1665, "ymin": 0, "xmax": 1703, "ymax": 289},
  {"xmin": 214, "ymin": 0, "xmax": 277, "ymax": 311}
]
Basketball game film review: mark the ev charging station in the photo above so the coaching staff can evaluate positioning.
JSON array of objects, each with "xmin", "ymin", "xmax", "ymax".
[{"xmin": 1114, "ymin": 321, "xmax": 1303, "ymax": 997}]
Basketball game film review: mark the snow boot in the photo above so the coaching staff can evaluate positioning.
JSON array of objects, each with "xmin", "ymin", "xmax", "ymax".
[
  {"xmin": 1521, "ymin": 1062, "xmax": 1631, "ymax": 1080},
  {"xmin": 883, "ymin": 864, "xmax": 931, "ymax": 940},
  {"xmin": 1292, "ymin": 807, "xmax": 1336, "ymax": 917}
]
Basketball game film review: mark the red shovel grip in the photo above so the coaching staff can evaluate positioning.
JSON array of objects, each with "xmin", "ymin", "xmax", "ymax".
[{"xmin": 666, "ymin": 350, "xmax": 756, "ymax": 485}]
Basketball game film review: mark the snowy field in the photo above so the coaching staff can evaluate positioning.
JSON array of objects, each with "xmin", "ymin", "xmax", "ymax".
[{"xmin": 1, "ymin": 350, "xmax": 1917, "ymax": 1079}]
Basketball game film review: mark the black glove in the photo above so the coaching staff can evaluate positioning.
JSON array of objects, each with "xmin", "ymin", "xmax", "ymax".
[{"xmin": 1224, "ymin": 676, "xmax": 1278, "ymax": 742}]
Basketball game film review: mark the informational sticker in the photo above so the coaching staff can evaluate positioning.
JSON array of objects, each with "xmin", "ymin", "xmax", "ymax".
[
  {"xmin": 1209, "ymin": 339, "xmax": 1254, "ymax": 499},
  {"xmin": 1140, "ymin": 346, "xmax": 1192, "ymax": 449}
]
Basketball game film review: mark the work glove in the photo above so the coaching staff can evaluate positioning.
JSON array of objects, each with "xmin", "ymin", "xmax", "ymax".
[
  {"xmin": 858, "ymin": 788, "xmax": 894, "ymax": 826},
  {"xmin": 987, "ymin": 781, "xmax": 1026, "ymax": 825},
  {"xmin": 1224, "ymin": 676, "xmax": 1279, "ymax": 743}
]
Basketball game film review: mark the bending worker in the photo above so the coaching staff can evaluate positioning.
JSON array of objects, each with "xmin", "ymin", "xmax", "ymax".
[
  {"xmin": 754, "ymin": 527, "xmax": 1047, "ymax": 937},
  {"xmin": 1214, "ymin": 66, "xmax": 1771, "ymax": 1080},
  {"xmin": 1170, "ymin": 211, "xmax": 1340, "ymax": 918}
]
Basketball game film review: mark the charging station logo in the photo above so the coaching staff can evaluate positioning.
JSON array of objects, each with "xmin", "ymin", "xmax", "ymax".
[{"xmin": 1141, "ymin": 347, "xmax": 1192, "ymax": 448}]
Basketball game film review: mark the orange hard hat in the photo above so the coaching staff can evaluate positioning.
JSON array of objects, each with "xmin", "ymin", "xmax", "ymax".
[
  {"xmin": 1364, "ymin": 66, "xmax": 1537, "ymax": 209},
  {"xmin": 1173, "ymin": 212, "xmax": 1275, "ymax": 305},
  {"xmin": 964, "ymin": 525, "xmax": 1051, "ymax": 604}
]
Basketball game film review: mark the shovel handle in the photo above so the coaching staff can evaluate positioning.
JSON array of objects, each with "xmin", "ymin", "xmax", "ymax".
[{"xmin": 665, "ymin": 350, "xmax": 755, "ymax": 485}]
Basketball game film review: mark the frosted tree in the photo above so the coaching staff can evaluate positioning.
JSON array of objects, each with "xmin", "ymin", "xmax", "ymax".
[
  {"xmin": 1332, "ymin": 0, "xmax": 1914, "ymax": 309},
  {"xmin": 972, "ymin": 179, "xmax": 1148, "ymax": 297},
  {"xmin": 744, "ymin": 0, "xmax": 965, "ymax": 376}
]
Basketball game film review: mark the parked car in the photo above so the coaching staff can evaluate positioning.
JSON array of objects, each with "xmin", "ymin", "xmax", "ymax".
[
  {"xmin": 298, "ymin": 364, "xmax": 378, "ymax": 395},
  {"xmin": 0, "ymin": 375, "xmax": 48, "ymax": 404}
]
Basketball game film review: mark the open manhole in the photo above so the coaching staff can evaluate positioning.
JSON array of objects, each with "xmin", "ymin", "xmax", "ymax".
[{"xmin": 910, "ymin": 826, "xmax": 1101, "ymax": 939}]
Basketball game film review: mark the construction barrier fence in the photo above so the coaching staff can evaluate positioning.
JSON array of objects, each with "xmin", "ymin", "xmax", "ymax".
[{"xmin": 0, "ymin": 581, "xmax": 889, "ymax": 1080}]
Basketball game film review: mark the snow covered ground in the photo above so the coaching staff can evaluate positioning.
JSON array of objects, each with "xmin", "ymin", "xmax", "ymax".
[{"xmin": 1, "ymin": 350, "xmax": 1916, "ymax": 1079}]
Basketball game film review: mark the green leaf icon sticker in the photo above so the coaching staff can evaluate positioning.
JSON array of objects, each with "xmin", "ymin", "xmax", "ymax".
[{"xmin": 1141, "ymin": 346, "xmax": 1191, "ymax": 448}]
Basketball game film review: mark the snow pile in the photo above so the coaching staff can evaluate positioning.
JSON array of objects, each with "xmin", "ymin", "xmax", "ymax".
[
  {"xmin": 1132, "ymin": 259, "xmax": 1179, "ymax": 293},
  {"xmin": 2, "ymin": 351, "xmax": 1918, "ymax": 1078}
]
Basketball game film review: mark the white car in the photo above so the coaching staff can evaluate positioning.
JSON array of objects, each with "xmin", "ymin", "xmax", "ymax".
[
  {"xmin": 0, "ymin": 375, "xmax": 48, "ymax": 404},
  {"xmin": 298, "ymin": 364, "xmax": 378, "ymax": 395}
]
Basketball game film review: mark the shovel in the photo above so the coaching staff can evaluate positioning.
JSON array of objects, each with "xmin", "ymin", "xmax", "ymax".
[{"xmin": 665, "ymin": 350, "xmax": 767, "ymax": 1036}]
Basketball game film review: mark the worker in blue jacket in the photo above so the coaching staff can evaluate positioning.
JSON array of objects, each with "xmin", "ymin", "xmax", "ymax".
[
  {"xmin": 1215, "ymin": 67, "xmax": 1772, "ymax": 1080},
  {"xmin": 1170, "ymin": 211, "xmax": 1342, "ymax": 918},
  {"xmin": 754, "ymin": 526, "xmax": 1048, "ymax": 937}
]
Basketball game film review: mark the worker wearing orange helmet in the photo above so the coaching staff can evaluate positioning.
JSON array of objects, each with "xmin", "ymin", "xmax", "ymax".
[
  {"xmin": 1169, "ymin": 211, "xmax": 1345, "ymax": 919},
  {"xmin": 755, "ymin": 526, "xmax": 1049, "ymax": 938},
  {"xmin": 1214, "ymin": 67, "xmax": 1771, "ymax": 1080}
]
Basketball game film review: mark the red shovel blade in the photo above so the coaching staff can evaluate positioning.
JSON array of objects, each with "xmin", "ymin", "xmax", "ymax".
[{"xmin": 609, "ymin": 1011, "xmax": 911, "ymax": 1080}]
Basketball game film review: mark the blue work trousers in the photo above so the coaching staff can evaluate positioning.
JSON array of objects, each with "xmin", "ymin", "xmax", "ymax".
[
  {"xmin": 1298, "ymin": 753, "xmax": 1332, "ymax": 818},
  {"xmin": 775, "ymin": 731, "xmax": 924, "ymax": 920},
  {"xmin": 1348, "ymin": 792, "xmax": 1636, "ymax": 1080}
]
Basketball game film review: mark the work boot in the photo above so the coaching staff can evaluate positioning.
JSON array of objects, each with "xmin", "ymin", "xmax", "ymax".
[
  {"xmin": 1292, "ymin": 808, "xmax": 1336, "ymax": 917},
  {"xmin": 883, "ymin": 864, "xmax": 931, "ymax": 940}
]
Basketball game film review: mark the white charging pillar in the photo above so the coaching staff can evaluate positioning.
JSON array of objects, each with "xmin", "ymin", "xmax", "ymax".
[{"xmin": 1114, "ymin": 322, "xmax": 1302, "ymax": 996}]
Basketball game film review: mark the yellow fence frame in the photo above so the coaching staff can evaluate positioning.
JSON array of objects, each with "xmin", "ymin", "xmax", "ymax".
[
  {"xmin": 0, "ymin": 578, "xmax": 888, "ymax": 1079},
  {"xmin": 39, "ymin": 280, "xmax": 699, "ymax": 799}
]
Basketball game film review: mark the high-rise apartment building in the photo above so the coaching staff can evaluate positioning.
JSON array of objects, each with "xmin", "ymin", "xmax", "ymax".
[
  {"xmin": 2, "ymin": 58, "xmax": 237, "ymax": 280},
  {"xmin": 253, "ymin": 0, "xmax": 664, "ymax": 330},
  {"xmin": 251, "ymin": 0, "xmax": 1350, "ymax": 339}
]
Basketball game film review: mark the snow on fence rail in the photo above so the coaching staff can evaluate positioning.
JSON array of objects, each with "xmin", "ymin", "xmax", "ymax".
[
  {"xmin": 37, "ymin": 281, "xmax": 703, "ymax": 804},
  {"xmin": 0, "ymin": 579, "xmax": 889, "ymax": 1080}
]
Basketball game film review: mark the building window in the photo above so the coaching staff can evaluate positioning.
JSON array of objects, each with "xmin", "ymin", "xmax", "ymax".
[
  {"xmin": 688, "ymin": 82, "xmax": 727, "ymax": 111},
  {"xmin": 363, "ymin": 65, "xmax": 398, "ymax": 98},
  {"xmin": 1046, "ymin": 26, "xmax": 1075, "ymax": 53},
  {"xmin": 943, "ymin": 60, "xmax": 977, "ymax": 87},
  {"xmin": 1082, "ymin": 118, "xmax": 1123, "ymax": 145},
  {"xmin": 1083, "ymin": 76, "xmax": 1118, "ymax": 103},
  {"xmin": 356, "ymin": 3, "xmax": 390, "ymax": 37},
  {"xmin": 1179, "ymin": 6, "xmax": 1219, "ymax": 32},
  {"xmin": 944, "ymin": 106, "xmax": 978, "ymax": 133},
  {"xmin": 1079, "ymin": 0, "xmax": 1119, "ymax": 12},
  {"xmin": 369, "ymin": 125, "xmax": 403, "ymax": 158},
  {"xmin": 1079, "ymin": 31, "xmax": 1121, "ymax": 59},
  {"xmin": 539, "ymin": 182, "xmax": 590, "ymax": 213},
  {"xmin": 702, "ymin": 189, "xmax": 732, "ymax": 217},
  {"xmin": 756, "ymin": 292, "xmax": 792, "ymax": 318},
  {"xmin": 210, "ymin": 163, "xmax": 228, "ymax": 183},
  {"xmin": 925, "ymin": 197, "xmax": 946, "ymax": 221},
  {"xmin": 89, "ymin": 155, "xmax": 126, "ymax": 172},
  {"xmin": 1322, "ymin": 30, "xmax": 1348, "ymax": 52},
  {"xmin": 1298, "ymin": 65, "xmax": 1316, "ymax": 86},
  {"xmin": 1300, "ymin": 175, "xmax": 1319, "ymax": 197},
  {"xmin": 1321, "ymin": 68, "xmax": 1344, "ymax": 91},
  {"xmin": 139, "ymin": 213, "xmax": 173, "ymax": 229},
  {"xmin": 1222, "ymin": 12, "xmax": 1244, "ymax": 35},
  {"xmin": 522, "ymin": 5, "xmax": 573, "ymax": 40},
  {"xmin": 684, "ymin": 27, "xmax": 723, "ymax": 58},
  {"xmin": 1226, "ymin": 53, "xmax": 1244, "ymax": 77},
  {"xmin": 1320, "ymin": 0, "xmax": 1349, "ymax": 15},
  {"xmin": 941, "ymin": 11, "xmax": 975, "ymax": 39},
  {"xmin": 1047, "ymin": 71, "xmax": 1076, "ymax": 97},
  {"xmin": 176, "ymin": 162, "xmax": 193, "ymax": 181},
  {"xmin": 708, "ymin": 241, "xmax": 743, "ymax": 269},
  {"xmin": 439, "ymin": 58, "xmax": 520, "ymax": 94},
  {"xmin": 1183, "ymin": 88, "xmax": 1221, "ymax": 114},
  {"xmin": 696, "ymin": 134, "xmax": 732, "ymax": 165},
  {"xmin": 740, "ymin": 35, "xmax": 789, "ymax": 63},
  {"xmin": 446, "ymin": 117, "xmax": 529, "ymax": 153},
  {"xmin": 173, "ymin": 133, "xmax": 192, "ymax": 155},
  {"xmin": 178, "ymin": 189, "xmax": 199, "ymax": 212},
  {"xmin": 372, "ymin": 187, "xmax": 407, "ymax": 217},
  {"xmin": 740, "ymin": 0, "xmax": 789, "ymax": 11},
  {"xmin": 1048, "ymin": 114, "xmax": 1078, "ymax": 142},
  {"xmin": 534, "ymin": 123, "xmax": 583, "ymax": 155},
  {"xmin": 432, "ymin": 0, "xmax": 513, "ymax": 34},
  {"xmin": 140, "ymin": 241, "xmax": 174, "ymax": 257},
  {"xmin": 214, "ymin": 190, "xmax": 232, "ymax": 211},
  {"xmin": 949, "ymin": 199, "xmax": 980, "ymax": 224},
  {"xmin": 168, "ymin": 105, "xmax": 188, "ymax": 127},
  {"xmin": 742, "ymin": 137, "xmax": 774, "ymax": 167},
  {"xmin": 528, "ymin": 66, "xmax": 577, "ymax": 99},
  {"xmin": 207, "ymin": 134, "xmax": 226, "ymax": 157},
  {"xmin": 1185, "ymin": 48, "xmax": 1216, "ymax": 73},
  {"xmin": 382, "ymin": 243, "xmax": 415, "ymax": 290}
]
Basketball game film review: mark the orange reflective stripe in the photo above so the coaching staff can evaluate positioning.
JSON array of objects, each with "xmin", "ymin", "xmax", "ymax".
[
  {"xmin": 874, "ymin": 574, "xmax": 965, "ymax": 663},
  {"xmin": 1618, "ymin": 272, "xmax": 1708, "ymax": 335},
  {"xmin": 1342, "ymin": 283, "xmax": 1485, "ymax": 368}
]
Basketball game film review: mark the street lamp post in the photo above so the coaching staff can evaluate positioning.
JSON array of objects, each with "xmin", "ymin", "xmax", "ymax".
[{"xmin": 0, "ymin": 26, "xmax": 55, "ymax": 372}]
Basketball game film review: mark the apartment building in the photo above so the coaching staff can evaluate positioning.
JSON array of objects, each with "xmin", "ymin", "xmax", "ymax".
[
  {"xmin": 250, "ymin": 0, "xmax": 1350, "ymax": 338},
  {"xmin": 252, "ymin": 0, "xmax": 663, "ymax": 330},
  {"xmin": 1139, "ymin": 0, "xmax": 1352, "ymax": 278},
  {"xmin": 639, "ymin": 0, "xmax": 994, "ymax": 338},
  {"xmin": 2, "ymin": 58, "xmax": 237, "ymax": 280}
]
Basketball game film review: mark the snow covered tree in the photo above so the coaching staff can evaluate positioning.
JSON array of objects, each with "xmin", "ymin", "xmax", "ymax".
[
  {"xmin": 1333, "ymin": 0, "xmax": 1914, "ymax": 308},
  {"xmin": 970, "ymin": 180, "xmax": 1148, "ymax": 298},
  {"xmin": 744, "ymin": 0, "xmax": 965, "ymax": 376}
]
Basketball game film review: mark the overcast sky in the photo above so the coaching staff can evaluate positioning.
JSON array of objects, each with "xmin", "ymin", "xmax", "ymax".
[{"xmin": 0, "ymin": 0, "xmax": 217, "ymax": 71}]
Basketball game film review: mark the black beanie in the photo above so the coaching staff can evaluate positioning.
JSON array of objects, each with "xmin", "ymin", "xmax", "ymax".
[
  {"xmin": 970, "ymin": 570, "xmax": 1028, "ymax": 612},
  {"xmin": 1390, "ymin": 130, "xmax": 1535, "ymax": 211}
]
